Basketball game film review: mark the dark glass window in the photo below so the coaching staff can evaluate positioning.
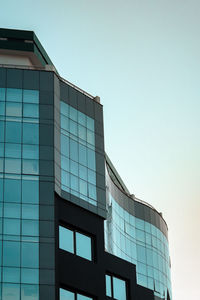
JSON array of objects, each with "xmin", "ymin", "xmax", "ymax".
[
  {"xmin": 59, "ymin": 225, "xmax": 92, "ymax": 261},
  {"xmin": 106, "ymin": 274, "xmax": 127, "ymax": 300}
]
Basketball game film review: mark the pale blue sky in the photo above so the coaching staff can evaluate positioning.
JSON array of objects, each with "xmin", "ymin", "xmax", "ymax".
[{"xmin": 0, "ymin": 1, "xmax": 200, "ymax": 299}]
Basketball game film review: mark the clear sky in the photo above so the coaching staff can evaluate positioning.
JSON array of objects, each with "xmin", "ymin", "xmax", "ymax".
[{"xmin": 0, "ymin": 0, "xmax": 199, "ymax": 299}]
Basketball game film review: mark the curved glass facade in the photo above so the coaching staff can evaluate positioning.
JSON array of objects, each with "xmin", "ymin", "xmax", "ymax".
[{"xmin": 104, "ymin": 167, "xmax": 172, "ymax": 300}]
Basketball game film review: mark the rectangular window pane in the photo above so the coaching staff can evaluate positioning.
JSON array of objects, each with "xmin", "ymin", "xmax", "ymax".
[
  {"xmin": 6, "ymin": 122, "xmax": 22, "ymax": 143},
  {"xmin": 22, "ymin": 204, "xmax": 38, "ymax": 220},
  {"xmin": 61, "ymin": 134, "xmax": 69, "ymax": 157},
  {"xmin": 23, "ymin": 144, "xmax": 39, "ymax": 159},
  {"xmin": 0, "ymin": 121, "xmax": 4, "ymax": 142},
  {"xmin": 22, "ymin": 159, "xmax": 39, "ymax": 175},
  {"xmin": 23, "ymin": 104, "xmax": 39, "ymax": 118},
  {"xmin": 7, "ymin": 88, "xmax": 22, "ymax": 102},
  {"xmin": 23, "ymin": 123, "xmax": 39, "ymax": 144},
  {"xmin": 4, "ymin": 203, "xmax": 21, "ymax": 219},
  {"xmin": 3, "ymin": 267, "xmax": 20, "ymax": 283},
  {"xmin": 0, "ymin": 102, "xmax": 5, "ymax": 115},
  {"xmin": 21, "ymin": 284, "xmax": 39, "ymax": 300},
  {"xmin": 3, "ymin": 241, "xmax": 20, "ymax": 267},
  {"xmin": 113, "ymin": 277, "xmax": 126, "ymax": 300},
  {"xmin": 23, "ymin": 89, "xmax": 39, "ymax": 103},
  {"xmin": 2, "ymin": 283, "xmax": 20, "ymax": 300},
  {"xmin": 60, "ymin": 288, "xmax": 75, "ymax": 300},
  {"xmin": 22, "ymin": 178, "xmax": 39, "ymax": 204},
  {"xmin": 70, "ymin": 140, "xmax": 78, "ymax": 162},
  {"xmin": 21, "ymin": 242, "xmax": 39, "ymax": 268},
  {"xmin": 59, "ymin": 226, "xmax": 74, "ymax": 253},
  {"xmin": 3, "ymin": 218, "xmax": 20, "ymax": 235},
  {"xmin": 87, "ymin": 149, "xmax": 95, "ymax": 170},
  {"xmin": 105, "ymin": 275, "xmax": 112, "ymax": 297},
  {"xmin": 5, "ymin": 158, "xmax": 21, "ymax": 174},
  {"xmin": 77, "ymin": 294, "xmax": 93, "ymax": 300},
  {"xmin": 5, "ymin": 143, "xmax": 21, "ymax": 158},
  {"xmin": 76, "ymin": 232, "xmax": 92, "ymax": 261},
  {"xmin": 4, "ymin": 178, "xmax": 21, "ymax": 203},
  {"xmin": 21, "ymin": 268, "xmax": 39, "ymax": 284},
  {"xmin": 22, "ymin": 220, "xmax": 39, "ymax": 236},
  {"xmin": 6, "ymin": 102, "xmax": 22, "ymax": 117}
]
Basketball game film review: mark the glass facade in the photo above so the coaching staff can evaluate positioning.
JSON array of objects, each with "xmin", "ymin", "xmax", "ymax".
[
  {"xmin": 60, "ymin": 101, "xmax": 97, "ymax": 206},
  {"xmin": 105, "ymin": 192, "xmax": 172, "ymax": 300},
  {"xmin": 0, "ymin": 88, "xmax": 39, "ymax": 300}
]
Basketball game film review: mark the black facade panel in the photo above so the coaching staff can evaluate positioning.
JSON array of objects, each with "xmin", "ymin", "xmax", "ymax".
[
  {"xmin": 23, "ymin": 70, "xmax": 39, "ymax": 89},
  {"xmin": 0, "ymin": 68, "xmax": 6, "ymax": 87},
  {"xmin": 7, "ymin": 68, "xmax": 23, "ymax": 88}
]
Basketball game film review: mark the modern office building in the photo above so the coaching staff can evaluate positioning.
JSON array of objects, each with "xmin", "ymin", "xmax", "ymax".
[{"xmin": 0, "ymin": 28, "xmax": 172, "ymax": 300}]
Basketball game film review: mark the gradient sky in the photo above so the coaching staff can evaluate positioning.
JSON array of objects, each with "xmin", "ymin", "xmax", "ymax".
[{"xmin": 0, "ymin": 1, "xmax": 199, "ymax": 299}]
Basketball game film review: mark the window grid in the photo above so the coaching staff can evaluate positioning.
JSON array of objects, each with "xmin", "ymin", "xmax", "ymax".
[
  {"xmin": 0, "ymin": 88, "xmax": 39, "ymax": 300},
  {"xmin": 60, "ymin": 101, "xmax": 97, "ymax": 206},
  {"xmin": 104, "ymin": 193, "xmax": 172, "ymax": 300},
  {"xmin": 106, "ymin": 274, "xmax": 127, "ymax": 300},
  {"xmin": 59, "ymin": 225, "xmax": 92, "ymax": 261}
]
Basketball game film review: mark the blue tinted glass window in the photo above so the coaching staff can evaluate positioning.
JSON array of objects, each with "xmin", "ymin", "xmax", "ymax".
[
  {"xmin": 61, "ymin": 156, "xmax": 69, "ymax": 171},
  {"xmin": 60, "ymin": 288, "xmax": 75, "ymax": 300},
  {"xmin": 70, "ymin": 140, "xmax": 78, "ymax": 162},
  {"xmin": 0, "ymin": 88, "xmax": 6, "ymax": 101},
  {"xmin": 6, "ymin": 122, "xmax": 21, "ymax": 143},
  {"xmin": 6, "ymin": 102, "xmax": 22, "ymax": 117},
  {"xmin": 2, "ymin": 283, "xmax": 20, "ymax": 300},
  {"xmin": 59, "ymin": 226, "xmax": 74, "ymax": 253},
  {"xmin": 22, "ymin": 178, "xmax": 39, "ymax": 204},
  {"xmin": 21, "ymin": 268, "xmax": 39, "ymax": 284},
  {"xmin": 3, "ymin": 267, "xmax": 20, "ymax": 283},
  {"xmin": 7, "ymin": 88, "xmax": 22, "ymax": 102},
  {"xmin": 22, "ymin": 220, "xmax": 39, "ymax": 236},
  {"xmin": 0, "ymin": 121, "xmax": 4, "ymax": 142},
  {"xmin": 5, "ymin": 143, "xmax": 21, "ymax": 158},
  {"xmin": 0, "ymin": 102, "xmax": 5, "ymax": 115},
  {"xmin": 3, "ymin": 218, "xmax": 20, "ymax": 235},
  {"xmin": 70, "ymin": 160, "xmax": 78, "ymax": 176},
  {"xmin": 78, "ymin": 125, "xmax": 86, "ymax": 140},
  {"xmin": 88, "ymin": 170, "xmax": 96, "ymax": 185},
  {"xmin": 22, "ymin": 159, "xmax": 39, "ymax": 175},
  {"xmin": 23, "ymin": 90, "xmax": 39, "ymax": 103},
  {"xmin": 79, "ymin": 180, "xmax": 87, "ymax": 196},
  {"xmin": 78, "ymin": 111, "xmax": 86, "ymax": 126},
  {"xmin": 0, "ymin": 178, "xmax": 3, "ymax": 202},
  {"xmin": 113, "ymin": 277, "xmax": 126, "ymax": 300},
  {"xmin": 79, "ymin": 144, "xmax": 87, "ymax": 166},
  {"xmin": 76, "ymin": 232, "xmax": 92, "ymax": 261},
  {"xmin": 87, "ymin": 130, "xmax": 95, "ymax": 145},
  {"xmin": 22, "ymin": 204, "xmax": 38, "ymax": 220},
  {"xmin": 79, "ymin": 165, "xmax": 87, "ymax": 180},
  {"xmin": 5, "ymin": 158, "xmax": 21, "ymax": 174},
  {"xmin": 88, "ymin": 184, "xmax": 96, "ymax": 200},
  {"xmin": 21, "ymin": 242, "xmax": 39, "ymax": 268},
  {"xmin": 0, "ymin": 143, "xmax": 4, "ymax": 157},
  {"xmin": 61, "ymin": 135, "xmax": 69, "ymax": 157},
  {"xmin": 23, "ymin": 104, "xmax": 39, "ymax": 118},
  {"xmin": 106, "ymin": 275, "xmax": 112, "ymax": 297},
  {"xmin": 3, "ymin": 241, "xmax": 20, "ymax": 267},
  {"xmin": 87, "ymin": 149, "xmax": 95, "ymax": 170},
  {"xmin": 23, "ymin": 123, "xmax": 39, "ymax": 144},
  {"xmin": 4, "ymin": 179, "xmax": 21, "ymax": 203},
  {"xmin": 61, "ymin": 101, "xmax": 69, "ymax": 116},
  {"xmin": 61, "ymin": 115, "xmax": 69, "ymax": 131},
  {"xmin": 70, "ymin": 175, "xmax": 78, "ymax": 191},
  {"xmin": 4, "ymin": 203, "xmax": 21, "ymax": 218},
  {"xmin": 70, "ymin": 119, "xmax": 77, "ymax": 136},
  {"xmin": 23, "ymin": 144, "xmax": 39, "ymax": 159},
  {"xmin": 69, "ymin": 106, "xmax": 77, "ymax": 121},
  {"xmin": 21, "ymin": 284, "xmax": 39, "ymax": 300},
  {"xmin": 0, "ymin": 157, "xmax": 3, "ymax": 172}
]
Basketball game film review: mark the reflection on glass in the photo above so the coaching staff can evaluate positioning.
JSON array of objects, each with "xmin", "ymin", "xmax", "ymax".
[
  {"xmin": 2, "ymin": 283, "xmax": 20, "ymax": 300},
  {"xmin": 76, "ymin": 232, "xmax": 92, "ymax": 261},
  {"xmin": 105, "ymin": 275, "xmax": 111, "ymax": 297},
  {"xmin": 60, "ymin": 288, "xmax": 75, "ymax": 300},
  {"xmin": 113, "ymin": 277, "xmax": 126, "ymax": 300},
  {"xmin": 59, "ymin": 226, "xmax": 74, "ymax": 253}
]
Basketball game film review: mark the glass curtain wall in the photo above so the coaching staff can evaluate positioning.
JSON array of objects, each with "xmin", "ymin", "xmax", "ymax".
[
  {"xmin": 0, "ymin": 88, "xmax": 39, "ymax": 300},
  {"xmin": 60, "ymin": 101, "xmax": 97, "ymax": 206}
]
